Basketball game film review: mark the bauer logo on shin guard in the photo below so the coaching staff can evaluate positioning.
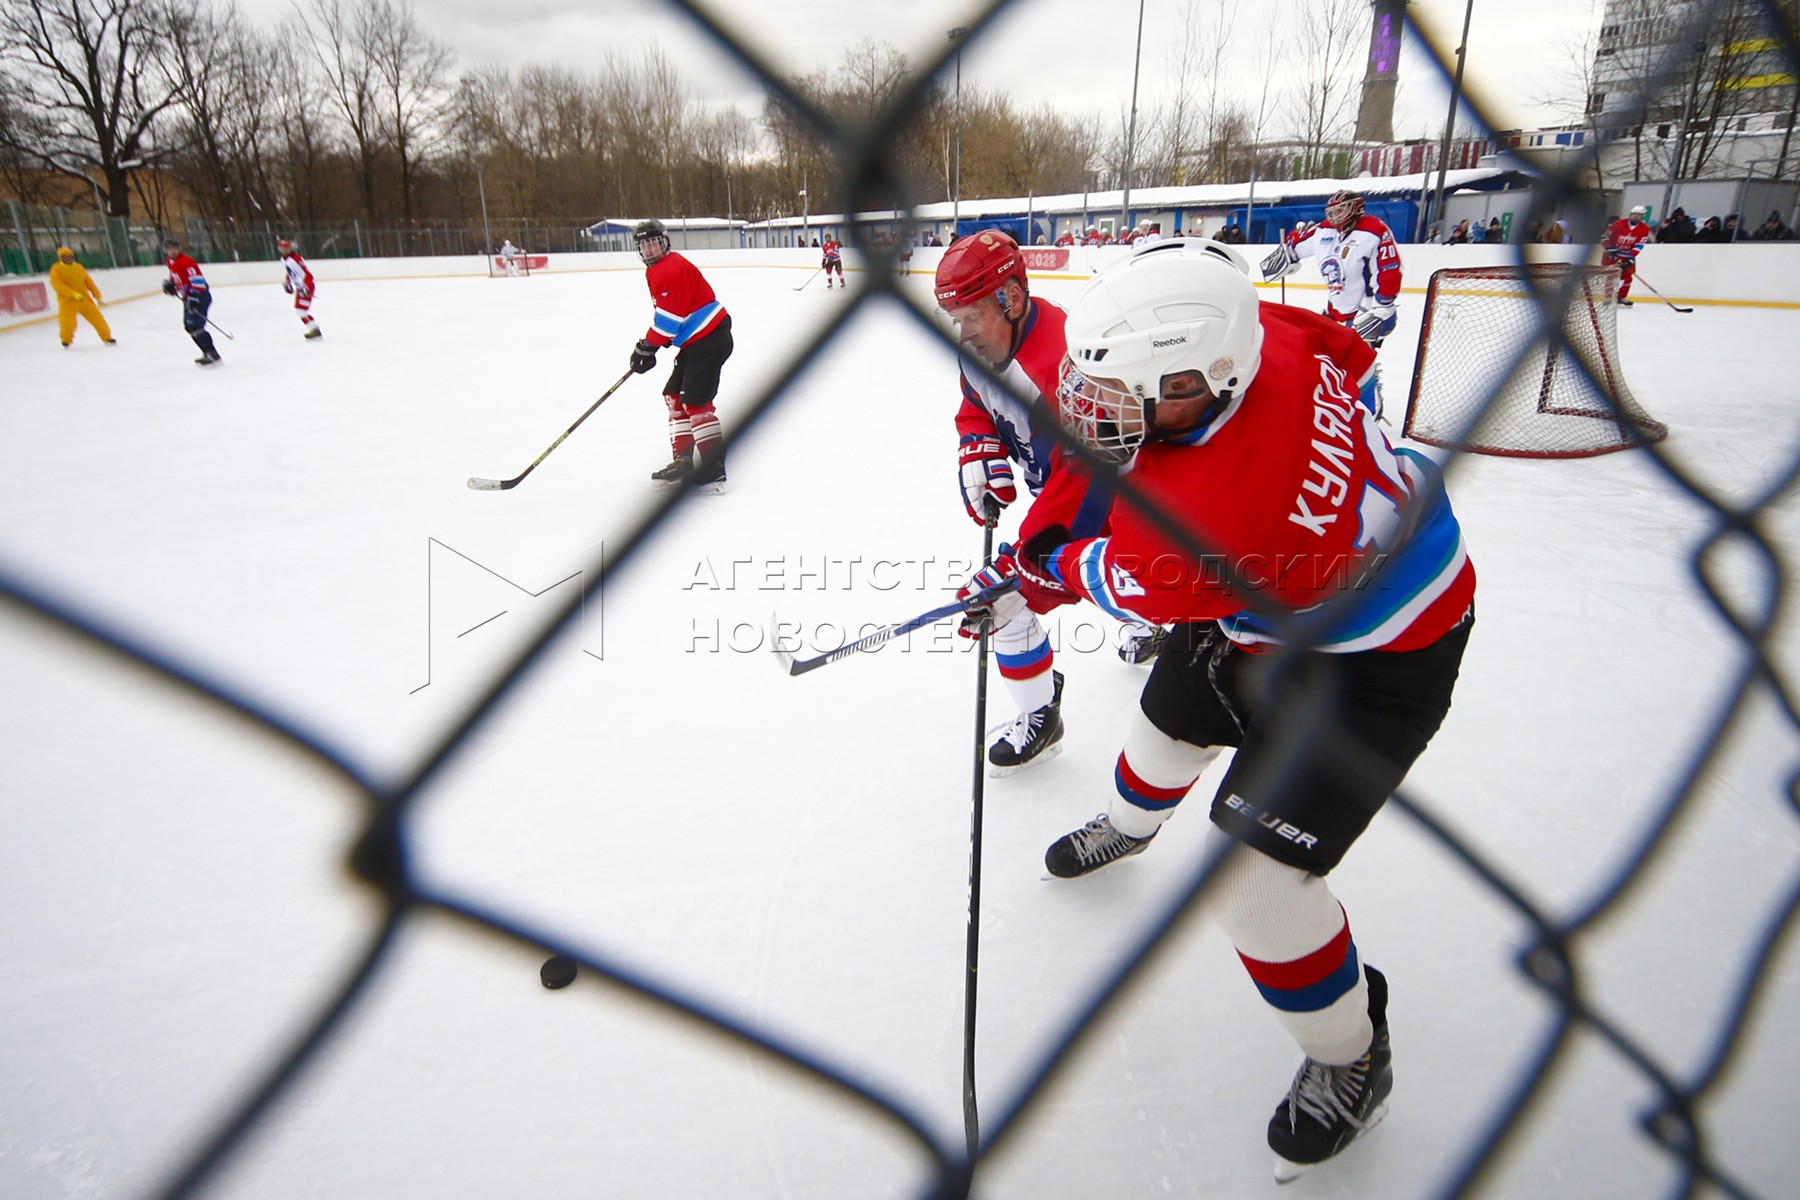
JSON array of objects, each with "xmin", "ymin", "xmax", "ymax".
[{"xmin": 1223, "ymin": 793, "xmax": 1319, "ymax": 852}]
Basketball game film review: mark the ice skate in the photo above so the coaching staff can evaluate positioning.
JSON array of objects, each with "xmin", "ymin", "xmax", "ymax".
[
  {"xmin": 691, "ymin": 458, "xmax": 728, "ymax": 495},
  {"xmin": 196, "ymin": 352, "xmax": 221, "ymax": 366},
  {"xmin": 1044, "ymin": 812, "xmax": 1156, "ymax": 878},
  {"xmin": 651, "ymin": 457, "xmax": 694, "ymax": 483},
  {"xmin": 1269, "ymin": 966, "xmax": 1392, "ymax": 1183},
  {"xmin": 304, "ymin": 327, "xmax": 322, "ymax": 339},
  {"xmin": 989, "ymin": 670, "xmax": 1063, "ymax": 775},
  {"xmin": 1118, "ymin": 626, "xmax": 1167, "ymax": 665}
]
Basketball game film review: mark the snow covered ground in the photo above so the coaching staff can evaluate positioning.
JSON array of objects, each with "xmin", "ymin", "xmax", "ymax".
[{"xmin": 2, "ymin": 258, "xmax": 1797, "ymax": 1199}]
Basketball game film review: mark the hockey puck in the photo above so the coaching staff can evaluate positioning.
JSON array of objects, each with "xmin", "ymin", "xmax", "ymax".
[{"xmin": 539, "ymin": 954, "xmax": 578, "ymax": 990}]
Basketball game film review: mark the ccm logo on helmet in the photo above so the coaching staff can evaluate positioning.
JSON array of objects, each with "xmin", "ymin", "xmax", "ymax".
[{"xmin": 1152, "ymin": 334, "xmax": 1188, "ymax": 349}]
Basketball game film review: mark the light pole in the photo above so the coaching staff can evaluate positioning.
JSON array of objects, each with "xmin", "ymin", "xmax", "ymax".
[
  {"xmin": 799, "ymin": 187, "xmax": 808, "ymax": 246},
  {"xmin": 1429, "ymin": 0, "xmax": 1474, "ymax": 240},
  {"xmin": 950, "ymin": 27, "xmax": 965, "ymax": 236},
  {"xmin": 460, "ymin": 78, "xmax": 493, "ymax": 255},
  {"xmin": 1120, "ymin": 0, "xmax": 1146, "ymax": 235}
]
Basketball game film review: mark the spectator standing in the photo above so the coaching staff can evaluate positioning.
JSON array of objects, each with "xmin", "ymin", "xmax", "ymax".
[
  {"xmin": 1692, "ymin": 217, "xmax": 1727, "ymax": 244},
  {"xmin": 1752, "ymin": 210, "xmax": 1796, "ymax": 241}
]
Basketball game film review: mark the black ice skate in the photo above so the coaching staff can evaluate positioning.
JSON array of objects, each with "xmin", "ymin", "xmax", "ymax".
[
  {"xmin": 1118, "ymin": 626, "xmax": 1168, "ymax": 665},
  {"xmin": 691, "ymin": 458, "xmax": 728, "ymax": 495},
  {"xmin": 650, "ymin": 457, "xmax": 694, "ymax": 483},
  {"xmin": 1618, "ymin": 297, "xmax": 1634, "ymax": 307},
  {"xmin": 304, "ymin": 327, "xmax": 323, "ymax": 340},
  {"xmin": 1044, "ymin": 811, "xmax": 1156, "ymax": 878},
  {"xmin": 989, "ymin": 670, "xmax": 1063, "ymax": 775},
  {"xmin": 195, "ymin": 352, "xmax": 221, "ymax": 366},
  {"xmin": 1269, "ymin": 965, "xmax": 1392, "ymax": 1183}
]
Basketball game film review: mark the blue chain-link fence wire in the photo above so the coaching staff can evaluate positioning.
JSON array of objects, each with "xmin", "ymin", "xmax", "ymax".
[{"xmin": 2, "ymin": 0, "xmax": 1797, "ymax": 1196}]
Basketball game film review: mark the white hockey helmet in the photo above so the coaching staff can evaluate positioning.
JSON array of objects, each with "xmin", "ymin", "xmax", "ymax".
[
  {"xmin": 1628, "ymin": 204, "xmax": 1647, "ymax": 217},
  {"xmin": 1057, "ymin": 238, "xmax": 1263, "ymax": 462}
]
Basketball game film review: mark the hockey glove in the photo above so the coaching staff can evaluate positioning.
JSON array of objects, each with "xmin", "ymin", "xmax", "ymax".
[
  {"xmin": 1354, "ymin": 301, "xmax": 1398, "ymax": 347},
  {"xmin": 956, "ymin": 554, "xmax": 1028, "ymax": 638},
  {"xmin": 1011, "ymin": 524, "xmax": 1082, "ymax": 612},
  {"xmin": 957, "ymin": 434, "xmax": 1018, "ymax": 525},
  {"xmin": 629, "ymin": 339, "xmax": 659, "ymax": 374},
  {"xmin": 1259, "ymin": 244, "xmax": 1299, "ymax": 282},
  {"xmin": 161, "ymin": 278, "xmax": 177, "ymax": 297},
  {"xmin": 283, "ymin": 280, "xmax": 294, "ymax": 294}
]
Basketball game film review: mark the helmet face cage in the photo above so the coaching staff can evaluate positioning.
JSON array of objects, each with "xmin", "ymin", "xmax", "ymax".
[
  {"xmin": 1056, "ymin": 360, "xmax": 1148, "ymax": 464},
  {"xmin": 633, "ymin": 219, "xmax": 670, "ymax": 264},
  {"xmin": 1325, "ymin": 191, "xmax": 1364, "ymax": 231},
  {"xmin": 278, "ymin": 239, "xmax": 294, "ymax": 253}
]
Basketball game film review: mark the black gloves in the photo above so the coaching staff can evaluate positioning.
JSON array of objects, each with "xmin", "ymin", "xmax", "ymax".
[
  {"xmin": 161, "ymin": 278, "xmax": 177, "ymax": 297},
  {"xmin": 630, "ymin": 339, "xmax": 659, "ymax": 374}
]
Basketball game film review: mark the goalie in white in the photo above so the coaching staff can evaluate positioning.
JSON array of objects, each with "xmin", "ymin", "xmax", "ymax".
[{"xmin": 1260, "ymin": 191, "xmax": 1402, "ymax": 350}]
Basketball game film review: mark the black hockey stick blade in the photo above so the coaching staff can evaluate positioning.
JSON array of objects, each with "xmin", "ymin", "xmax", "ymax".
[{"xmin": 466, "ymin": 370, "xmax": 634, "ymax": 492}]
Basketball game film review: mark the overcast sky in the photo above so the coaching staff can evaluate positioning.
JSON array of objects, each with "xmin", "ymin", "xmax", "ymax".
[{"xmin": 249, "ymin": 0, "xmax": 1605, "ymax": 144}]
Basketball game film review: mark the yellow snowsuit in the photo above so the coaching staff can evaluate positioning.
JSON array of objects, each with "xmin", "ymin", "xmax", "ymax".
[{"xmin": 49, "ymin": 254, "xmax": 113, "ymax": 345}]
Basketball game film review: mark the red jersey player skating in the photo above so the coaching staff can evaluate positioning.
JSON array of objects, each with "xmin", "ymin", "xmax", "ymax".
[
  {"xmin": 627, "ymin": 219, "xmax": 732, "ymax": 494},
  {"xmin": 1603, "ymin": 205, "xmax": 1653, "ymax": 306},
  {"xmin": 986, "ymin": 239, "xmax": 1475, "ymax": 1181},
  {"xmin": 161, "ymin": 237, "xmax": 221, "ymax": 366}
]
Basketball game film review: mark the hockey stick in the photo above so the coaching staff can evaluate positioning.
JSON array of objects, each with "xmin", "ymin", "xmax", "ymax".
[
  {"xmin": 207, "ymin": 317, "xmax": 235, "ymax": 341},
  {"xmin": 467, "ymin": 370, "xmax": 634, "ymax": 491},
  {"xmin": 1631, "ymin": 275, "xmax": 1694, "ymax": 314},
  {"xmin": 793, "ymin": 267, "xmax": 822, "ymax": 292},
  {"xmin": 769, "ymin": 580, "xmax": 1014, "ymax": 676},
  {"xmin": 961, "ymin": 511, "xmax": 997, "ymax": 1160}
]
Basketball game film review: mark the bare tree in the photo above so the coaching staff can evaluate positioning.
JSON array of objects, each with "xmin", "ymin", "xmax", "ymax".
[
  {"xmin": 1280, "ymin": 0, "xmax": 1363, "ymax": 176},
  {"xmin": 0, "ymin": 0, "xmax": 197, "ymax": 216},
  {"xmin": 369, "ymin": 0, "xmax": 452, "ymax": 220},
  {"xmin": 296, "ymin": 0, "xmax": 382, "ymax": 217}
]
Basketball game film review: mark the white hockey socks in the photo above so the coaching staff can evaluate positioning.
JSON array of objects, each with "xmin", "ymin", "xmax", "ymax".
[{"xmin": 1207, "ymin": 831, "xmax": 1373, "ymax": 1065}]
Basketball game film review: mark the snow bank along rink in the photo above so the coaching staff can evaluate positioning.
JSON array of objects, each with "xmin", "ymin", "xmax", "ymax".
[{"xmin": 1, "ymin": 245, "xmax": 1798, "ymax": 1199}]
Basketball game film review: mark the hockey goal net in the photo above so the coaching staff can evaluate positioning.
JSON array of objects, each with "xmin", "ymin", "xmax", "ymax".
[
  {"xmin": 488, "ymin": 252, "xmax": 544, "ymax": 277},
  {"xmin": 1402, "ymin": 263, "xmax": 1667, "ymax": 458}
]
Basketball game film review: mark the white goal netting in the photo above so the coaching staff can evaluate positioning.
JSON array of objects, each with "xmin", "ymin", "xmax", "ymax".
[{"xmin": 1402, "ymin": 263, "xmax": 1668, "ymax": 458}]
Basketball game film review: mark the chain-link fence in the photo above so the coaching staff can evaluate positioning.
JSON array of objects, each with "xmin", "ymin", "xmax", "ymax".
[
  {"xmin": 2, "ymin": 1, "xmax": 1797, "ymax": 1198},
  {"xmin": 0, "ymin": 202, "xmax": 600, "ymax": 273}
]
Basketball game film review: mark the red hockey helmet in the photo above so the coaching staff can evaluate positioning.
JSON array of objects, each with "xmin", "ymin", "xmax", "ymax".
[
  {"xmin": 1324, "ymin": 190, "xmax": 1364, "ymax": 231},
  {"xmin": 934, "ymin": 229, "xmax": 1027, "ymax": 312}
]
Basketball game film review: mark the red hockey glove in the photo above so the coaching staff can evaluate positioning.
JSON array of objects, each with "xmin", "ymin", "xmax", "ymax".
[
  {"xmin": 283, "ymin": 280, "xmax": 294, "ymax": 294},
  {"xmin": 957, "ymin": 434, "xmax": 1017, "ymax": 525},
  {"xmin": 955, "ymin": 555, "xmax": 1027, "ymax": 639}
]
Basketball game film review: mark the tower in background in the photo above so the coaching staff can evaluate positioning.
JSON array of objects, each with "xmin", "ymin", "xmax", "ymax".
[{"xmin": 1356, "ymin": 0, "xmax": 1410, "ymax": 143}]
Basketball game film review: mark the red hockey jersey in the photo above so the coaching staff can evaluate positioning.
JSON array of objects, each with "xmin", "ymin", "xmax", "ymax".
[{"xmin": 1040, "ymin": 304, "xmax": 1475, "ymax": 652}]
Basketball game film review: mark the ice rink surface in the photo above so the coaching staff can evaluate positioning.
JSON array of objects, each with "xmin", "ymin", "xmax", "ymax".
[{"xmin": 3, "ymin": 258, "xmax": 1798, "ymax": 1199}]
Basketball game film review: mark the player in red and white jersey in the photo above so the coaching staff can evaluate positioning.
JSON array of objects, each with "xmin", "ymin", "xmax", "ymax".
[
  {"xmin": 278, "ymin": 239, "xmax": 322, "ymax": 339},
  {"xmin": 627, "ymin": 218, "xmax": 732, "ymax": 492},
  {"xmin": 161, "ymin": 237, "xmax": 221, "ymax": 366},
  {"xmin": 935, "ymin": 229, "xmax": 1109, "ymax": 773},
  {"xmin": 820, "ymin": 236, "xmax": 844, "ymax": 288},
  {"xmin": 993, "ymin": 239, "xmax": 1474, "ymax": 1176},
  {"xmin": 1603, "ymin": 205, "xmax": 1652, "ymax": 306},
  {"xmin": 1262, "ymin": 192, "xmax": 1403, "ymax": 349}
]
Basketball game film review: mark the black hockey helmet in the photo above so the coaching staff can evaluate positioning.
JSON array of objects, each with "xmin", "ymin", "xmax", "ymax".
[
  {"xmin": 633, "ymin": 218, "xmax": 670, "ymax": 264},
  {"xmin": 162, "ymin": 236, "xmax": 181, "ymax": 252}
]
